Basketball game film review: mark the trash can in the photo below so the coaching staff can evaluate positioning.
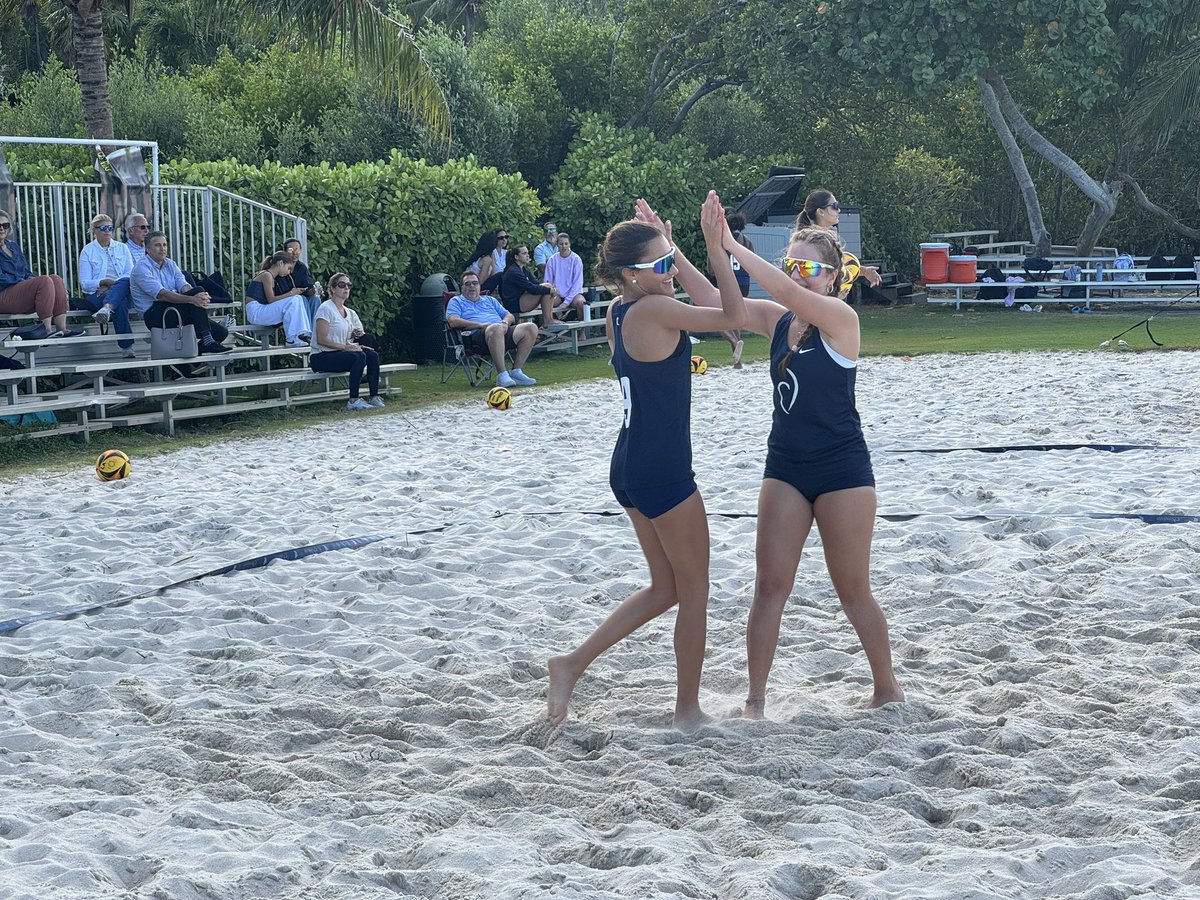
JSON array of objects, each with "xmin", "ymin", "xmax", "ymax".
[
  {"xmin": 919, "ymin": 242, "xmax": 951, "ymax": 283},
  {"xmin": 412, "ymin": 273, "xmax": 457, "ymax": 364}
]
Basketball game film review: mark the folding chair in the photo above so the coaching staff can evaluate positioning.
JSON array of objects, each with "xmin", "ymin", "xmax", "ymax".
[{"xmin": 440, "ymin": 292, "xmax": 511, "ymax": 385}]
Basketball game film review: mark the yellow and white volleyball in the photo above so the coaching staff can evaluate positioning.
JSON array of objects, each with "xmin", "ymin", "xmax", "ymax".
[
  {"xmin": 95, "ymin": 449, "xmax": 131, "ymax": 482},
  {"xmin": 690, "ymin": 355, "xmax": 708, "ymax": 375},
  {"xmin": 486, "ymin": 386, "xmax": 513, "ymax": 410}
]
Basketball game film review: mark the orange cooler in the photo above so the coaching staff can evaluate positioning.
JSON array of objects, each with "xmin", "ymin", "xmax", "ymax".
[
  {"xmin": 920, "ymin": 242, "xmax": 951, "ymax": 283},
  {"xmin": 948, "ymin": 255, "xmax": 978, "ymax": 284}
]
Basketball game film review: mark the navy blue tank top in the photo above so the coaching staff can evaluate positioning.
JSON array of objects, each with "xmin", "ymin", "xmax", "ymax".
[
  {"xmin": 768, "ymin": 311, "xmax": 866, "ymax": 461},
  {"xmin": 246, "ymin": 279, "xmax": 268, "ymax": 303},
  {"xmin": 609, "ymin": 299, "xmax": 694, "ymax": 490}
]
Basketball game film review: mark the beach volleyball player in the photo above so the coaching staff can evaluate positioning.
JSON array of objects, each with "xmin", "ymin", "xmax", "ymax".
[
  {"xmin": 547, "ymin": 192, "xmax": 746, "ymax": 730},
  {"xmin": 636, "ymin": 199, "xmax": 904, "ymax": 715}
]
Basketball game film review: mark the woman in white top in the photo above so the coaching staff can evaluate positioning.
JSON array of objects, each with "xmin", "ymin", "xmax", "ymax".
[
  {"xmin": 309, "ymin": 272, "xmax": 383, "ymax": 410},
  {"xmin": 245, "ymin": 251, "xmax": 313, "ymax": 348}
]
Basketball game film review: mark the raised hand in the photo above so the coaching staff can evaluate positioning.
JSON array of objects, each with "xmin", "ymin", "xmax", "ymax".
[{"xmin": 634, "ymin": 198, "xmax": 673, "ymax": 243}]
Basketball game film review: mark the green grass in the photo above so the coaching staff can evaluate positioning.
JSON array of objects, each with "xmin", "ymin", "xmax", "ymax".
[{"xmin": 3, "ymin": 303, "xmax": 1197, "ymax": 476}]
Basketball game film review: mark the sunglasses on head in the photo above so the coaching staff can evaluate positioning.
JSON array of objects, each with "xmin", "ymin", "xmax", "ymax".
[
  {"xmin": 96, "ymin": 224, "xmax": 114, "ymax": 232},
  {"xmin": 783, "ymin": 257, "xmax": 838, "ymax": 278},
  {"xmin": 626, "ymin": 246, "xmax": 677, "ymax": 275}
]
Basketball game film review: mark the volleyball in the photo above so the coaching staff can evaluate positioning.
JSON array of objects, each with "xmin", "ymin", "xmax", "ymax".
[
  {"xmin": 95, "ymin": 449, "xmax": 131, "ymax": 482},
  {"xmin": 486, "ymin": 386, "xmax": 513, "ymax": 410},
  {"xmin": 690, "ymin": 356, "xmax": 708, "ymax": 375}
]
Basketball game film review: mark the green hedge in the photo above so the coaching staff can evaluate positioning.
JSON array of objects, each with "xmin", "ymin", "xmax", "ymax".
[
  {"xmin": 548, "ymin": 116, "xmax": 764, "ymax": 279},
  {"xmin": 164, "ymin": 153, "xmax": 543, "ymax": 357}
]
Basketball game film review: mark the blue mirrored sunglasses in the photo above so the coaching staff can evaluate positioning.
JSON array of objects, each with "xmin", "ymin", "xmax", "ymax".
[
  {"xmin": 626, "ymin": 246, "xmax": 677, "ymax": 275},
  {"xmin": 96, "ymin": 224, "xmax": 114, "ymax": 232}
]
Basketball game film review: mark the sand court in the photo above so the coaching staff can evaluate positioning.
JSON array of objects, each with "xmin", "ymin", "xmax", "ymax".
[{"xmin": 2, "ymin": 350, "xmax": 1198, "ymax": 898}]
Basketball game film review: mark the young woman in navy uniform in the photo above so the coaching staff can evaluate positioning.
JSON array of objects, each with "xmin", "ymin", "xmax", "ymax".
[{"xmin": 547, "ymin": 192, "xmax": 745, "ymax": 730}]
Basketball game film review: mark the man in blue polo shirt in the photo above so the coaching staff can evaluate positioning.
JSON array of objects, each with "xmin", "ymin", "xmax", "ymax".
[
  {"xmin": 446, "ymin": 271, "xmax": 538, "ymax": 388},
  {"xmin": 533, "ymin": 221, "xmax": 558, "ymax": 278},
  {"xmin": 130, "ymin": 231, "xmax": 229, "ymax": 355}
]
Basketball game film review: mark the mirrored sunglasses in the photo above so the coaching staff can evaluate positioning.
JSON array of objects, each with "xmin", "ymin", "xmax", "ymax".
[
  {"xmin": 783, "ymin": 257, "xmax": 838, "ymax": 278},
  {"xmin": 96, "ymin": 224, "xmax": 115, "ymax": 232},
  {"xmin": 626, "ymin": 247, "xmax": 677, "ymax": 275}
]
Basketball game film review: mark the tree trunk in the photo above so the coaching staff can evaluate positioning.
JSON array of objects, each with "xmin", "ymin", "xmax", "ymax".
[
  {"xmin": 463, "ymin": 5, "xmax": 476, "ymax": 46},
  {"xmin": 980, "ymin": 68, "xmax": 1118, "ymax": 255},
  {"xmin": 70, "ymin": 0, "xmax": 114, "ymax": 140},
  {"xmin": 660, "ymin": 78, "xmax": 735, "ymax": 139},
  {"xmin": 1119, "ymin": 175, "xmax": 1200, "ymax": 241},
  {"xmin": 978, "ymin": 75, "xmax": 1050, "ymax": 255}
]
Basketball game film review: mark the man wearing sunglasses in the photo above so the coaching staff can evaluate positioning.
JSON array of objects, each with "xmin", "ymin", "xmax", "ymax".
[
  {"xmin": 533, "ymin": 221, "xmax": 558, "ymax": 278},
  {"xmin": 446, "ymin": 271, "xmax": 539, "ymax": 388},
  {"xmin": 124, "ymin": 212, "xmax": 151, "ymax": 266},
  {"xmin": 79, "ymin": 212, "xmax": 137, "ymax": 357}
]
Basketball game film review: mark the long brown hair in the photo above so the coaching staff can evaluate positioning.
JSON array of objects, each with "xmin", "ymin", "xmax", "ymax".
[
  {"xmin": 795, "ymin": 188, "xmax": 835, "ymax": 228},
  {"xmin": 594, "ymin": 220, "xmax": 662, "ymax": 291},
  {"xmin": 260, "ymin": 251, "xmax": 292, "ymax": 271}
]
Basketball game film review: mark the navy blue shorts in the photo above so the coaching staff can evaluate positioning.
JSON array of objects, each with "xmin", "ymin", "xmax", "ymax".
[
  {"xmin": 612, "ymin": 478, "xmax": 697, "ymax": 520},
  {"xmin": 763, "ymin": 446, "xmax": 874, "ymax": 504}
]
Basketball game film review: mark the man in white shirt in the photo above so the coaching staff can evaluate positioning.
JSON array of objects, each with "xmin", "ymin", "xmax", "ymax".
[
  {"xmin": 544, "ymin": 232, "xmax": 587, "ymax": 321},
  {"xmin": 79, "ymin": 212, "xmax": 136, "ymax": 357},
  {"xmin": 124, "ymin": 212, "xmax": 150, "ymax": 267},
  {"xmin": 533, "ymin": 221, "xmax": 558, "ymax": 278}
]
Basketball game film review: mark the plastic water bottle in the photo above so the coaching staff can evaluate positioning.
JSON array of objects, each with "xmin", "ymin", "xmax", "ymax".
[{"xmin": 1093, "ymin": 262, "xmax": 1104, "ymax": 283}]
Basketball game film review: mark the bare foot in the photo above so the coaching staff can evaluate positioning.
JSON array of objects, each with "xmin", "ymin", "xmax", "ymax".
[
  {"xmin": 868, "ymin": 681, "xmax": 906, "ymax": 708},
  {"xmin": 673, "ymin": 706, "xmax": 714, "ymax": 732},
  {"xmin": 547, "ymin": 655, "xmax": 579, "ymax": 726},
  {"xmin": 740, "ymin": 696, "xmax": 765, "ymax": 719}
]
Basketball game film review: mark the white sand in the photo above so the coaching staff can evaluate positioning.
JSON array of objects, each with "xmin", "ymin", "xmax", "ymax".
[{"xmin": 2, "ymin": 349, "xmax": 1198, "ymax": 899}]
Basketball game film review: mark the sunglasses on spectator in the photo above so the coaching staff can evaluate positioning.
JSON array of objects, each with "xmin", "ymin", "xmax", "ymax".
[
  {"xmin": 0, "ymin": 222, "xmax": 10, "ymax": 231},
  {"xmin": 496, "ymin": 234, "xmax": 509, "ymax": 240},
  {"xmin": 131, "ymin": 223, "xmax": 150, "ymax": 229},
  {"xmin": 626, "ymin": 247, "xmax": 677, "ymax": 275},
  {"xmin": 334, "ymin": 280, "xmax": 352, "ymax": 288},
  {"xmin": 783, "ymin": 257, "xmax": 839, "ymax": 278},
  {"xmin": 95, "ymin": 224, "xmax": 115, "ymax": 232},
  {"xmin": 823, "ymin": 202, "xmax": 841, "ymax": 212}
]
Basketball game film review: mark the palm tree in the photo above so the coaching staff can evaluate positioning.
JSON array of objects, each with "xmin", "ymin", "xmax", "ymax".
[{"xmin": 0, "ymin": 0, "xmax": 450, "ymax": 143}]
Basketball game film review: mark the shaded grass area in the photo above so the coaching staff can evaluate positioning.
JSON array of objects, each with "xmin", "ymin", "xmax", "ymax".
[{"xmin": 3, "ymin": 303, "xmax": 1198, "ymax": 476}]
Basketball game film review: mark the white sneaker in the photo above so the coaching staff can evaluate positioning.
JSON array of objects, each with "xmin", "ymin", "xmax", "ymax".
[
  {"xmin": 496, "ymin": 371, "xmax": 517, "ymax": 388},
  {"xmin": 93, "ymin": 305, "xmax": 112, "ymax": 325},
  {"xmin": 510, "ymin": 369, "xmax": 537, "ymax": 386},
  {"xmin": 121, "ymin": 347, "xmax": 138, "ymax": 360},
  {"xmin": 368, "ymin": 396, "xmax": 385, "ymax": 408},
  {"xmin": 347, "ymin": 398, "xmax": 371, "ymax": 410}
]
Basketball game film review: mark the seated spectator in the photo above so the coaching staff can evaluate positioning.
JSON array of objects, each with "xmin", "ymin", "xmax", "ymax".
[
  {"xmin": 466, "ymin": 229, "xmax": 508, "ymax": 291},
  {"xmin": 0, "ymin": 208, "xmax": 83, "ymax": 339},
  {"xmin": 280, "ymin": 238, "xmax": 321, "ymax": 323},
  {"xmin": 131, "ymin": 231, "xmax": 230, "ymax": 356},
  {"xmin": 533, "ymin": 221, "xmax": 558, "ymax": 277},
  {"xmin": 309, "ymin": 272, "xmax": 384, "ymax": 410},
  {"xmin": 79, "ymin": 212, "xmax": 136, "ymax": 358},
  {"xmin": 544, "ymin": 232, "xmax": 587, "ymax": 321},
  {"xmin": 499, "ymin": 244, "xmax": 563, "ymax": 329},
  {"xmin": 124, "ymin": 212, "xmax": 150, "ymax": 267},
  {"xmin": 247, "ymin": 251, "xmax": 314, "ymax": 348},
  {"xmin": 446, "ymin": 271, "xmax": 538, "ymax": 388}
]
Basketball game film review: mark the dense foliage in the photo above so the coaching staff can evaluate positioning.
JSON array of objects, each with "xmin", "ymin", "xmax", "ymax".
[{"xmin": 1, "ymin": 0, "xmax": 1197, "ymax": 340}]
